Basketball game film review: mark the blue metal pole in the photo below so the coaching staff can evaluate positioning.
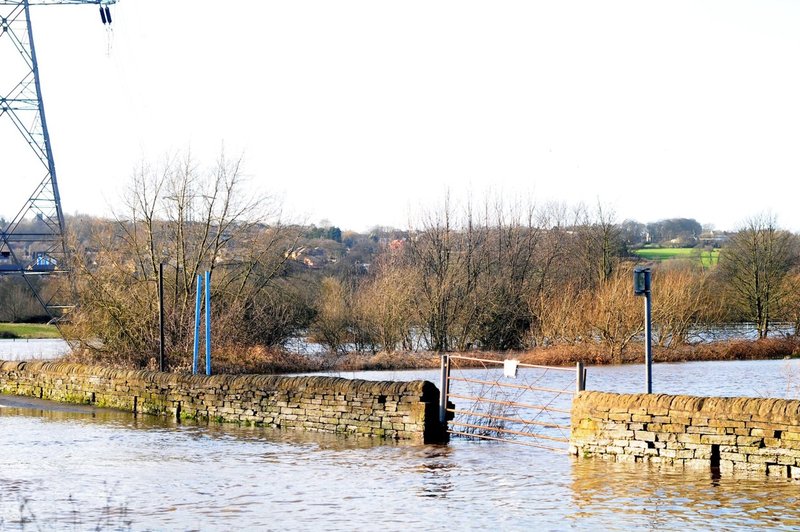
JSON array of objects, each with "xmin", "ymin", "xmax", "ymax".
[
  {"xmin": 193, "ymin": 274, "xmax": 202, "ymax": 375},
  {"xmin": 204, "ymin": 270, "xmax": 212, "ymax": 376}
]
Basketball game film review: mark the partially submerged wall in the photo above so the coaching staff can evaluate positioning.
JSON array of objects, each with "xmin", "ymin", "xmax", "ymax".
[
  {"xmin": 0, "ymin": 361, "xmax": 445, "ymax": 443},
  {"xmin": 571, "ymin": 391, "xmax": 800, "ymax": 478}
]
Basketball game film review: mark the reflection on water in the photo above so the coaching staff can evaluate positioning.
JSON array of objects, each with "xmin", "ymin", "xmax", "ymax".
[
  {"xmin": 3, "ymin": 358, "xmax": 800, "ymax": 529},
  {"xmin": 570, "ymin": 460, "xmax": 800, "ymax": 530}
]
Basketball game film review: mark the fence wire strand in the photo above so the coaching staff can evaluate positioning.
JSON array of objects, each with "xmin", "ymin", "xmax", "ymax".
[{"xmin": 446, "ymin": 355, "xmax": 578, "ymax": 450}]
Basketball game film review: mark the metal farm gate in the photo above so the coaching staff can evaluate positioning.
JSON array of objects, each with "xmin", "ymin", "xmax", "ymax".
[{"xmin": 438, "ymin": 354, "xmax": 586, "ymax": 452}]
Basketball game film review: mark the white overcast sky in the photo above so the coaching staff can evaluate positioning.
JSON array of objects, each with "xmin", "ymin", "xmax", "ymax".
[{"xmin": 3, "ymin": 0, "xmax": 800, "ymax": 232}]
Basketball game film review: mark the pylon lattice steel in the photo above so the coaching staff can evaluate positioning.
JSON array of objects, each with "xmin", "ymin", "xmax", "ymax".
[{"xmin": 0, "ymin": 0, "xmax": 116, "ymax": 320}]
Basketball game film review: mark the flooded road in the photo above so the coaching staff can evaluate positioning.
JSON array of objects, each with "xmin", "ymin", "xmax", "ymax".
[
  {"xmin": 2, "ymin": 358, "xmax": 800, "ymax": 529},
  {"xmin": 2, "ymin": 401, "xmax": 800, "ymax": 530}
]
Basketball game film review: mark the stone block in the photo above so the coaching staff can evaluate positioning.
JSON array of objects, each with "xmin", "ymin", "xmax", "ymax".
[
  {"xmin": 700, "ymin": 434, "xmax": 737, "ymax": 445},
  {"xmin": 733, "ymin": 462, "xmax": 766, "ymax": 473},
  {"xmin": 747, "ymin": 453, "xmax": 778, "ymax": 464},
  {"xmin": 684, "ymin": 458, "xmax": 711, "ymax": 469},
  {"xmin": 676, "ymin": 433, "xmax": 703, "ymax": 444},
  {"xmin": 691, "ymin": 446, "xmax": 712, "ymax": 460},
  {"xmin": 608, "ymin": 430, "xmax": 635, "ymax": 439},
  {"xmin": 687, "ymin": 425, "xmax": 722, "ymax": 435},
  {"xmin": 767, "ymin": 464, "xmax": 789, "ymax": 477},
  {"xmin": 736, "ymin": 436, "xmax": 764, "ymax": 447},
  {"xmin": 720, "ymin": 452, "xmax": 748, "ymax": 463},
  {"xmin": 751, "ymin": 428, "xmax": 778, "ymax": 438},
  {"xmin": 608, "ymin": 412, "xmax": 631, "ymax": 422},
  {"xmin": 634, "ymin": 430, "xmax": 657, "ymax": 442},
  {"xmin": 719, "ymin": 460, "xmax": 734, "ymax": 472}
]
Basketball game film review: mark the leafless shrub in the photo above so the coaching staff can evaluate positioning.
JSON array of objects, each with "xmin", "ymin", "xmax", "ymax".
[{"xmin": 64, "ymin": 152, "xmax": 305, "ymax": 369}]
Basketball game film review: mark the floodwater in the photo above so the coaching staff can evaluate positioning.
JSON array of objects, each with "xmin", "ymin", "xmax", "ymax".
[
  {"xmin": 2, "ymin": 359, "xmax": 800, "ymax": 530},
  {"xmin": 0, "ymin": 338, "xmax": 70, "ymax": 361}
]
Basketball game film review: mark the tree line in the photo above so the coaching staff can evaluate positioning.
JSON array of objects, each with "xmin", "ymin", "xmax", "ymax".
[{"xmin": 2, "ymin": 155, "xmax": 798, "ymax": 370}]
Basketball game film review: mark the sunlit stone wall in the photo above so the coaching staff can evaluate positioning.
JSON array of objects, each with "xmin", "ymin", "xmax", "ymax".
[
  {"xmin": 0, "ymin": 361, "xmax": 445, "ymax": 443},
  {"xmin": 571, "ymin": 391, "xmax": 800, "ymax": 478}
]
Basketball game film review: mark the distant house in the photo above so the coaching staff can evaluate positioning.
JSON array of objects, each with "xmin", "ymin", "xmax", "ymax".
[
  {"xmin": 286, "ymin": 246, "xmax": 334, "ymax": 269},
  {"xmin": 698, "ymin": 231, "xmax": 731, "ymax": 247}
]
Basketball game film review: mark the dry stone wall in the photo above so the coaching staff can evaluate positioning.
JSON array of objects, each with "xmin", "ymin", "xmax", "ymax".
[
  {"xmin": 0, "ymin": 361, "xmax": 445, "ymax": 443},
  {"xmin": 571, "ymin": 391, "xmax": 800, "ymax": 478}
]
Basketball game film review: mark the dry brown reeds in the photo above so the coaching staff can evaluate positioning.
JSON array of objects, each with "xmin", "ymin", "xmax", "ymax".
[{"xmin": 63, "ymin": 337, "xmax": 800, "ymax": 375}]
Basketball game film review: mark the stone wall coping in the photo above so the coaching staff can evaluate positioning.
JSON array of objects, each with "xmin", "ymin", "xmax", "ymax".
[
  {"xmin": 0, "ymin": 361, "xmax": 437, "ymax": 398},
  {"xmin": 0, "ymin": 360, "xmax": 445, "ymax": 442},
  {"xmin": 575, "ymin": 390, "xmax": 800, "ymax": 424}
]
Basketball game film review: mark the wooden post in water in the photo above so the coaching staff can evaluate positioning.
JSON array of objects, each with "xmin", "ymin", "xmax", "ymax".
[{"xmin": 576, "ymin": 361, "xmax": 585, "ymax": 393}]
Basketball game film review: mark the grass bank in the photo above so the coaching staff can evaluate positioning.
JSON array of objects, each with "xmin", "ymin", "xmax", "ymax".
[
  {"xmin": 633, "ymin": 247, "xmax": 720, "ymax": 267},
  {"xmin": 0, "ymin": 323, "xmax": 62, "ymax": 340}
]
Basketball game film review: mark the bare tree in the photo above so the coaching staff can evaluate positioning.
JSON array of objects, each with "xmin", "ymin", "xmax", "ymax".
[
  {"xmin": 0, "ymin": 278, "xmax": 43, "ymax": 322},
  {"xmin": 309, "ymin": 276, "xmax": 353, "ymax": 354},
  {"xmin": 586, "ymin": 265, "xmax": 644, "ymax": 362},
  {"xmin": 473, "ymin": 198, "xmax": 541, "ymax": 350},
  {"xmin": 67, "ymin": 152, "xmax": 302, "ymax": 368},
  {"xmin": 717, "ymin": 214, "xmax": 799, "ymax": 338},
  {"xmin": 651, "ymin": 263, "xmax": 716, "ymax": 347},
  {"xmin": 353, "ymin": 252, "xmax": 418, "ymax": 352},
  {"xmin": 406, "ymin": 196, "xmax": 486, "ymax": 352},
  {"xmin": 567, "ymin": 202, "xmax": 622, "ymax": 290}
]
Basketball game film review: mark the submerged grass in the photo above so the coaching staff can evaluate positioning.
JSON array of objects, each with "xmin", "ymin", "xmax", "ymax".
[{"xmin": 0, "ymin": 485, "xmax": 132, "ymax": 531}]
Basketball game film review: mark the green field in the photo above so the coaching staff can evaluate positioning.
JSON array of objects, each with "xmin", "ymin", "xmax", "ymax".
[
  {"xmin": 0, "ymin": 323, "xmax": 62, "ymax": 339},
  {"xmin": 633, "ymin": 247, "xmax": 720, "ymax": 267}
]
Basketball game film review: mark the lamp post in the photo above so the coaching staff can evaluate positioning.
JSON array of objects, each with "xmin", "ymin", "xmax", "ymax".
[
  {"xmin": 156, "ymin": 260, "xmax": 184, "ymax": 372},
  {"xmin": 158, "ymin": 263, "xmax": 165, "ymax": 372},
  {"xmin": 634, "ymin": 267, "xmax": 652, "ymax": 393}
]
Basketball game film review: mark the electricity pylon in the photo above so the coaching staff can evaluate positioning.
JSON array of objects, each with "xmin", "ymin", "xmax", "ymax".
[{"xmin": 0, "ymin": 0, "xmax": 116, "ymax": 320}]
